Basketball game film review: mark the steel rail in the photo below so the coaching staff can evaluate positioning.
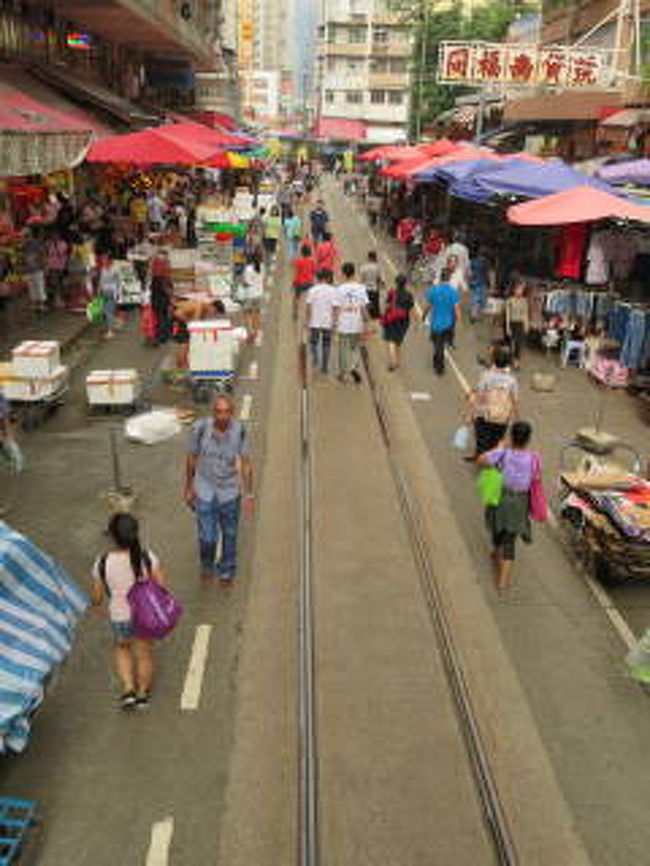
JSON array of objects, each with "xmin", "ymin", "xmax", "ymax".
[
  {"xmin": 360, "ymin": 345, "xmax": 519, "ymax": 866},
  {"xmin": 298, "ymin": 341, "xmax": 319, "ymax": 866}
]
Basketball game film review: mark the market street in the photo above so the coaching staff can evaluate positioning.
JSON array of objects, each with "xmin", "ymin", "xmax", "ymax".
[{"xmin": 1, "ymin": 183, "xmax": 650, "ymax": 865}]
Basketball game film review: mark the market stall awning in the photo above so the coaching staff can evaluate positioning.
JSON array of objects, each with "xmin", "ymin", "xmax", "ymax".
[
  {"xmin": 387, "ymin": 145, "xmax": 495, "ymax": 181},
  {"xmin": 507, "ymin": 185, "xmax": 650, "ymax": 225},
  {"xmin": 503, "ymin": 90, "xmax": 623, "ymax": 122},
  {"xmin": 0, "ymin": 68, "xmax": 109, "ymax": 176},
  {"xmin": 449, "ymin": 158, "xmax": 613, "ymax": 203},
  {"xmin": 157, "ymin": 120, "xmax": 257, "ymax": 151},
  {"xmin": 314, "ymin": 117, "xmax": 366, "ymax": 142},
  {"xmin": 597, "ymin": 158, "xmax": 650, "ymax": 186},
  {"xmin": 600, "ymin": 108, "xmax": 650, "ymax": 128},
  {"xmin": 86, "ymin": 127, "xmax": 220, "ymax": 165},
  {"xmin": 414, "ymin": 151, "xmax": 544, "ymax": 184}
]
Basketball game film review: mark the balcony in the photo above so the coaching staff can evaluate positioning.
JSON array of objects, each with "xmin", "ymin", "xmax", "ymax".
[
  {"xmin": 320, "ymin": 43, "xmax": 369, "ymax": 58},
  {"xmin": 370, "ymin": 42, "xmax": 411, "ymax": 58},
  {"xmin": 55, "ymin": 0, "xmax": 217, "ymax": 69},
  {"xmin": 368, "ymin": 72, "xmax": 409, "ymax": 88}
]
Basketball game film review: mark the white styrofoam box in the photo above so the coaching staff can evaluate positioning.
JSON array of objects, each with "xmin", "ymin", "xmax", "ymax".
[
  {"xmin": 86, "ymin": 369, "xmax": 139, "ymax": 406},
  {"xmin": 189, "ymin": 319, "xmax": 235, "ymax": 374},
  {"xmin": 169, "ymin": 249, "xmax": 199, "ymax": 268},
  {"xmin": 1, "ymin": 364, "xmax": 68, "ymax": 402},
  {"xmin": 12, "ymin": 340, "xmax": 61, "ymax": 378}
]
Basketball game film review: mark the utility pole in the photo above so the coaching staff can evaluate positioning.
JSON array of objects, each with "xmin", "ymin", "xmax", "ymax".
[{"xmin": 415, "ymin": 0, "xmax": 429, "ymax": 141}]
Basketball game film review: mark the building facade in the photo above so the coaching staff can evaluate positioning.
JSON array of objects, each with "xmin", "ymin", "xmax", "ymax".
[{"xmin": 315, "ymin": 0, "xmax": 412, "ymax": 143}]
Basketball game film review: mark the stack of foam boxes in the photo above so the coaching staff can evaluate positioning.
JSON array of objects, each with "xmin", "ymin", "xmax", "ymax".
[
  {"xmin": 188, "ymin": 319, "xmax": 237, "ymax": 380},
  {"xmin": 86, "ymin": 369, "xmax": 140, "ymax": 407},
  {"xmin": 0, "ymin": 341, "xmax": 68, "ymax": 401}
]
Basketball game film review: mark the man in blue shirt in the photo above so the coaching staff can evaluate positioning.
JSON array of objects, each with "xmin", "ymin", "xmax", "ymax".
[{"xmin": 422, "ymin": 267, "xmax": 460, "ymax": 376}]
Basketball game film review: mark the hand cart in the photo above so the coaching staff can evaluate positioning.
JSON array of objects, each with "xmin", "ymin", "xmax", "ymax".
[{"xmin": 0, "ymin": 798, "xmax": 39, "ymax": 865}]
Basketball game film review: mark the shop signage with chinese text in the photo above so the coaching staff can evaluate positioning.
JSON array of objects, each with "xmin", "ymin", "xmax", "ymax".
[{"xmin": 438, "ymin": 42, "xmax": 614, "ymax": 89}]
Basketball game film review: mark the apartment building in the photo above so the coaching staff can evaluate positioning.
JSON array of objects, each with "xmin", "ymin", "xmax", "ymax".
[{"xmin": 316, "ymin": 0, "xmax": 412, "ymax": 142}]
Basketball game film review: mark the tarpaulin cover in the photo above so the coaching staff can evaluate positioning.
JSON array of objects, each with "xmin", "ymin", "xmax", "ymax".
[
  {"xmin": 158, "ymin": 121, "xmax": 257, "ymax": 151},
  {"xmin": 597, "ymin": 159, "xmax": 650, "ymax": 186},
  {"xmin": 507, "ymin": 185, "xmax": 650, "ymax": 225},
  {"xmin": 449, "ymin": 159, "xmax": 613, "ymax": 203},
  {"xmin": 386, "ymin": 146, "xmax": 495, "ymax": 180},
  {"xmin": 0, "ymin": 522, "xmax": 87, "ymax": 753}
]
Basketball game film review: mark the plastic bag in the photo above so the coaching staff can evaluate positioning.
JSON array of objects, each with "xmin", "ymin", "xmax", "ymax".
[
  {"xmin": 453, "ymin": 425, "xmax": 472, "ymax": 452},
  {"xmin": 1, "ymin": 439, "xmax": 24, "ymax": 474},
  {"xmin": 125, "ymin": 410, "xmax": 182, "ymax": 445},
  {"xmin": 625, "ymin": 629, "xmax": 650, "ymax": 684},
  {"xmin": 476, "ymin": 466, "xmax": 503, "ymax": 507},
  {"xmin": 86, "ymin": 295, "xmax": 104, "ymax": 324},
  {"xmin": 128, "ymin": 578, "xmax": 182, "ymax": 640}
]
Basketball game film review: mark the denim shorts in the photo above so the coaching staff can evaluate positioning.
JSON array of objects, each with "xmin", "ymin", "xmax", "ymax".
[{"xmin": 111, "ymin": 620, "xmax": 135, "ymax": 642}]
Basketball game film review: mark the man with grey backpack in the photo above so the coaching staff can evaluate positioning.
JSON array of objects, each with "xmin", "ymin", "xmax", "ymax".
[{"xmin": 184, "ymin": 395, "xmax": 254, "ymax": 586}]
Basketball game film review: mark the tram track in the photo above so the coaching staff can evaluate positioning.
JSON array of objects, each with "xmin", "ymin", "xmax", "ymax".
[{"xmin": 296, "ymin": 334, "xmax": 518, "ymax": 866}]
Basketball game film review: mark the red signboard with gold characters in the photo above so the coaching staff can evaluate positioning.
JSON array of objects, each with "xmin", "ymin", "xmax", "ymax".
[{"xmin": 438, "ymin": 42, "xmax": 613, "ymax": 89}]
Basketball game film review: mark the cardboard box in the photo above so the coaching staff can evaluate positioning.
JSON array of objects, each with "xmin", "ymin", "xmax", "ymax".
[
  {"xmin": 86, "ymin": 369, "xmax": 139, "ymax": 406},
  {"xmin": 12, "ymin": 340, "xmax": 61, "ymax": 378}
]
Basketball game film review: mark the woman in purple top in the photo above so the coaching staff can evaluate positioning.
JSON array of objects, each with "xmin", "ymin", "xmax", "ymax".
[{"xmin": 478, "ymin": 421, "xmax": 541, "ymax": 591}]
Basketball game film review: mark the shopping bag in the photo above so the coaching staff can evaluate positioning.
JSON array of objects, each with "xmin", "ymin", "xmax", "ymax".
[
  {"xmin": 476, "ymin": 466, "xmax": 503, "ymax": 507},
  {"xmin": 453, "ymin": 425, "xmax": 472, "ymax": 452},
  {"xmin": 625, "ymin": 629, "xmax": 650, "ymax": 684},
  {"xmin": 128, "ymin": 579, "xmax": 182, "ymax": 640},
  {"xmin": 529, "ymin": 453, "xmax": 548, "ymax": 521},
  {"xmin": 1, "ymin": 439, "xmax": 24, "ymax": 474},
  {"xmin": 86, "ymin": 295, "xmax": 104, "ymax": 324}
]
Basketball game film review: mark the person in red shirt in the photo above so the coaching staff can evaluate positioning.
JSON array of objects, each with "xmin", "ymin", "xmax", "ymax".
[
  {"xmin": 397, "ymin": 216, "xmax": 416, "ymax": 247},
  {"xmin": 292, "ymin": 243, "xmax": 316, "ymax": 321},
  {"xmin": 315, "ymin": 232, "xmax": 339, "ymax": 276}
]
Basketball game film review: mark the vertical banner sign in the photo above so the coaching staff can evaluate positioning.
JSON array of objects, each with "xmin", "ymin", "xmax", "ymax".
[{"xmin": 438, "ymin": 42, "xmax": 613, "ymax": 88}]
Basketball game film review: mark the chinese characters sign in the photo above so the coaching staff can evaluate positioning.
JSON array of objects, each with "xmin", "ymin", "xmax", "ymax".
[{"xmin": 438, "ymin": 42, "xmax": 613, "ymax": 88}]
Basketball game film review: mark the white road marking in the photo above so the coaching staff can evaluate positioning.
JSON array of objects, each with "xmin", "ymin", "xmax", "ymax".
[
  {"xmin": 239, "ymin": 393, "xmax": 253, "ymax": 421},
  {"xmin": 445, "ymin": 349, "xmax": 472, "ymax": 395},
  {"xmin": 145, "ymin": 817, "xmax": 174, "ymax": 866},
  {"xmin": 410, "ymin": 391, "xmax": 432, "ymax": 402},
  {"xmin": 180, "ymin": 625, "xmax": 213, "ymax": 712},
  {"xmin": 246, "ymin": 361, "xmax": 259, "ymax": 381}
]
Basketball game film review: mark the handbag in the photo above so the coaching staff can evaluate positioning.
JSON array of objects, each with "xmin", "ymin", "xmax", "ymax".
[
  {"xmin": 476, "ymin": 465, "xmax": 503, "ymax": 507},
  {"xmin": 128, "ymin": 578, "xmax": 183, "ymax": 640},
  {"xmin": 86, "ymin": 295, "xmax": 104, "ymax": 324},
  {"xmin": 529, "ymin": 453, "xmax": 548, "ymax": 521}
]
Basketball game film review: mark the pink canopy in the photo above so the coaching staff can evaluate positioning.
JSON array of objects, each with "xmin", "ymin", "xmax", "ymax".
[
  {"xmin": 359, "ymin": 139, "xmax": 458, "ymax": 163},
  {"xmin": 507, "ymin": 185, "xmax": 650, "ymax": 225},
  {"xmin": 381, "ymin": 146, "xmax": 496, "ymax": 180},
  {"xmin": 158, "ymin": 120, "xmax": 256, "ymax": 149}
]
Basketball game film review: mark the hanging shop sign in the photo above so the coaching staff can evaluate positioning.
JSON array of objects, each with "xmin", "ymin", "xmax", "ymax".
[{"xmin": 438, "ymin": 42, "xmax": 614, "ymax": 89}]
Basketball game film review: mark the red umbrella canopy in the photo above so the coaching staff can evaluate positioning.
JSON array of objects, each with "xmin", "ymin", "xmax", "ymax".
[
  {"xmin": 86, "ymin": 128, "xmax": 218, "ymax": 165},
  {"xmin": 507, "ymin": 185, "xmax": 650, "ymax": 225},
  {"xmin": 157, "ymin": 121, "xmax": 256, "ymax": 150}
]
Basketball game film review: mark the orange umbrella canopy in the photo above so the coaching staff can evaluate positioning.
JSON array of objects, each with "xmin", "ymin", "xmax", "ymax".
[{"xmin": 507, "ymin": 185, "xmax": 650, "ymax": 225}]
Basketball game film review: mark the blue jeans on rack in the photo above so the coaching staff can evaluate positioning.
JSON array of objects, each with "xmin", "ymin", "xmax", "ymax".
[
  {"xmin": 621, "ymin": 310, "xmax": 650, "ymax": 369},
  {"xmin": 195, "ymin": 495, "xmax": 241, "ymax": 579}
]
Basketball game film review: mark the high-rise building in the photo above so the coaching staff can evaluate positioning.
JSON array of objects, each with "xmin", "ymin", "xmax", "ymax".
[{"xmin": 315, "ymin": 0, "xmax": 412, "ymax": 143}]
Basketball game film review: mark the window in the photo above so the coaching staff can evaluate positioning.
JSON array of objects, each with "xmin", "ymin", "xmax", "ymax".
[
  {"xmin": 347, "ymin": 60, "xmax": 360, "ymax": 71},
  {"xmin": 370, "ymin": 57, "xmax": 388, "ymax": 72},
  {"xmin": 370, "ymin": 89, "xmax": 386, "ymax": 104},
  {"xmin": 348, "ymin": 27, "xmax": 366, "ymax": 43},
  {"xmin": 389, "ymin": 58, "xmax": 406, "ymax": 73},
  {"xmin": 325, "ymin": 90, "xmax": 335, "ymax": 103},
  {"xmin": 388, "ymin": 91, "xmax": 403, "ymax": 105},
  {"xmin": 346, "ymin": 90, "xmax": 363, "ymax": 104},
  {"xmin": 373, "ymin": 29, "xmax": 388, "ymax": 43}
]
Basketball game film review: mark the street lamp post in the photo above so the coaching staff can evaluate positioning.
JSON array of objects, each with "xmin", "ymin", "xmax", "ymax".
[{"xmin": 414, "ymin": 0, "xmax": 429, "ymax": 141}]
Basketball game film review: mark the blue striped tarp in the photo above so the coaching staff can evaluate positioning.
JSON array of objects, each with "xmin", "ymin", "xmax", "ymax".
[{"xmin": 0, "ymin": 522, "xmax": 87, "ymax": 753}]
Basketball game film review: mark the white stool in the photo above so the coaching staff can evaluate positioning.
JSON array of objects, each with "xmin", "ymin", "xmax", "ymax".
[{"xmin": 561, "ymin": 339, "xmax": 586, "ymax": 368}]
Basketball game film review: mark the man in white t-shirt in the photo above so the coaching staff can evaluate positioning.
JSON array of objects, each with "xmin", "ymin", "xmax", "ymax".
[
  {"xmin": 335, "ymin": 261, "xmax": 369, "ymax": 384},
  {"xmin": 305, "ymin": 268, "xmax": 340, "ymax": 375}
]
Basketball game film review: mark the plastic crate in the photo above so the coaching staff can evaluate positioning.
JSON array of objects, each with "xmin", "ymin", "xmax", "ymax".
[{"xmin": 0, "ymin": 798, "xmax": 37, "ymax": 865}]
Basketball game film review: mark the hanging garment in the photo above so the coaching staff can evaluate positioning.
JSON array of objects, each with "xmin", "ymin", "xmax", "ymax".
[
  {"xmin": 585, "ymin": 230, "xmax": 611, "ymax": 285},
  {"xmin": 620, "ymin": 309, "xmax": 650, "ymax": 370},
  {"xmin": 555, "ymin": 223, "xmax": 588, "ymax": 280}
]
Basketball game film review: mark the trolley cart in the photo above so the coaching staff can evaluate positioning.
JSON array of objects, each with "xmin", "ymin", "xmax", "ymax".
[
  {"xmin": 556, "ymin": 438, "xmax": 649, "ymax": 583},
  {"xmin": 0, "ymin": 364, "xmax": 69, "ymax": 432},
  {"xmin": 188, "ymin": 319, "xmax": 237, "ymax": 401}
]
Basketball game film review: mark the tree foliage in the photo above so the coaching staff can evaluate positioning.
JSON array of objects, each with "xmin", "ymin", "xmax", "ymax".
[{"xmin": 404, "ymin": 1, "xmax": 529, "ymax": 136}]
